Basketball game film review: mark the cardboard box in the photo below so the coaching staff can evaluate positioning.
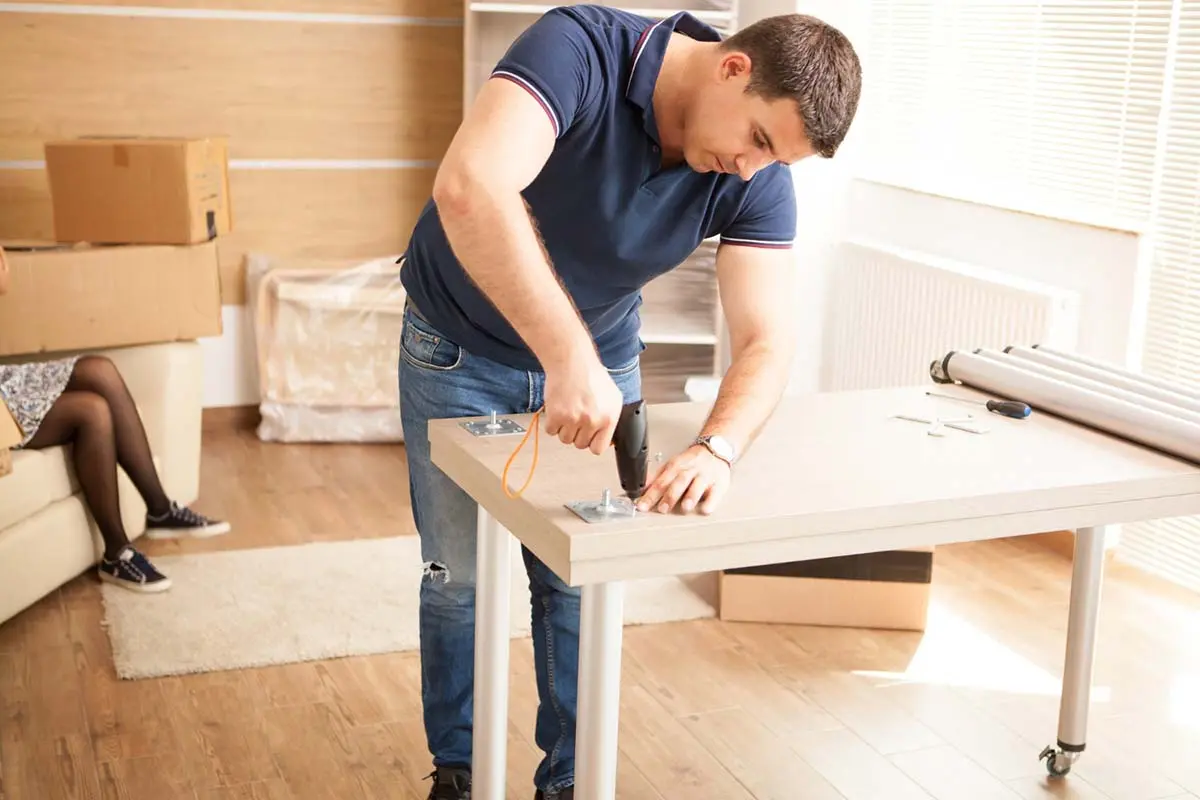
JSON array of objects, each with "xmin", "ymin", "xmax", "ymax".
[
  {"xmin": 718, "ymin": 547, "xmax": 936, "ymax": 632},
  {"xmin": 45, "ymin": 137, "xmax": 232, "ymax": 245},
  {"xmin": 0, "ymin": 240, "xmax": 223, "ymax": 357},
  {"xmin": 0, "ymin": 401, "xmax": 22, "ymax": 478}
]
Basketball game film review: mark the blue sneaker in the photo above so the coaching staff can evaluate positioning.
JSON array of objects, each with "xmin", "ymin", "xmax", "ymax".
[
  {"xmin": 144, "ymin": 501, "xmax": 231, "ymax": 540},
  {"xmin": 98, "ymin": 546, "xmax": 172, "ymax": 593}
]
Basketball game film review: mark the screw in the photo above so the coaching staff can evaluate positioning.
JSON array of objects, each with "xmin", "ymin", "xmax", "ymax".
[
  {"xmin": 654, "ymin": 452, "xmax": 664, "ymax": 463},
  {"xmin": 601, "ymin": 488, "xmax": 612, "ymax": 509}
]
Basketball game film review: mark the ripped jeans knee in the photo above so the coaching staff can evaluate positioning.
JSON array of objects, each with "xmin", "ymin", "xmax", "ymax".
[
  {"xmin": 420, "ymin": 560, "xmax": 476, "ymax": 620},
  {"xmin": 422, "ymin": 560, "xmax": 451, "ymax": 584}
]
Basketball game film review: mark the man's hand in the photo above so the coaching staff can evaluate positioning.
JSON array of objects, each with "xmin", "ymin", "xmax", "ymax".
[
  {"xmin": 636, "ymin": 445, "xmax": 731, "ymax": 515},
  {"xmin": 543, "ymin": 358, "xmax": 624, "ymax": 454}
]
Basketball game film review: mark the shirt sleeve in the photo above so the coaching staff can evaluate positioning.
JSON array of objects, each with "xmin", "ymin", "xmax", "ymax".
[
  {"xmin": 719, "ymin": 163, "xmax": 797, "ymax": 249},
  {"xmin": 490, "ymin": 8, "xmax": 600, "ymax": 139}
]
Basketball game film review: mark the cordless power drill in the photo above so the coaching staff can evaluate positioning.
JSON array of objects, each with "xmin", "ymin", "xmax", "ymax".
[{"xmin": 612, "ymin": 400, "xmax": 650, "ymax": 501}]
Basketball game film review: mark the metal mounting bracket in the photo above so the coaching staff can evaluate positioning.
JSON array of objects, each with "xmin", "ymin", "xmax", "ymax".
[
  {"xmin": 461, "ymin": 411, "xmax": 525, "ymax": 437},
  {"xmin": 566, "ymin": 489, "xmax": 639, "ymax": 524}
]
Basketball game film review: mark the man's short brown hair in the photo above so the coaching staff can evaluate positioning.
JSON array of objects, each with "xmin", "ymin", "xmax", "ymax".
[{"xmin": 721, "ymin": 14, "xmax": 863, "ymax": 159}]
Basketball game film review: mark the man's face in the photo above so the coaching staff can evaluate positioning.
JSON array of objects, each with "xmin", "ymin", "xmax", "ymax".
[{"xmin": 682, "ymin": 51, "xmax": 814, "ymax": 179}]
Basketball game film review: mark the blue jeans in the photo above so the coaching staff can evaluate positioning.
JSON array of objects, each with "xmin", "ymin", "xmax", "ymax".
[{"xmin": 398, "ymin": 304, "xmax": 642, "ymax": 795}]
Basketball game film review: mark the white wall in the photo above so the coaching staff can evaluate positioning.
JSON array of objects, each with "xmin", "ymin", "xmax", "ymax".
[{"xmin": 200, "ymin": 306, "xmax": 259, "ymax": 408}]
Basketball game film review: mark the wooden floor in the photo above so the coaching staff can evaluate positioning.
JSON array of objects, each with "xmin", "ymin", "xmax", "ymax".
[{"xmin": 2, "ymin": 422, "xmax": 1200, "ymax": 800}]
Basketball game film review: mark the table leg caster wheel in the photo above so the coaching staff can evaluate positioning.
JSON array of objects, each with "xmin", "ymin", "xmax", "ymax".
[{"xmin": 1039, "ymin": 745, "xmax": 1075, "ymax": 777}]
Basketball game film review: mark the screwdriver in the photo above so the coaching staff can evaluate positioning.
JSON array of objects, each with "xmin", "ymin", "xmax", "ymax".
[{"xmin": 925, "ymin": 391, "xmax": 1032, "ymax": 419}]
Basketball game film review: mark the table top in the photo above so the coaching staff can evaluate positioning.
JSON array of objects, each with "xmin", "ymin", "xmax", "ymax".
[{"xmin": 428, "ymin": 384, "xmax": 1200, "ymax": 585}]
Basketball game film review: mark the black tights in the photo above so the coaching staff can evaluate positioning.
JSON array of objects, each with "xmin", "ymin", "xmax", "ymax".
[{"xmin": 25, "ymin": 356, "xmax": 171, "ymax": 560}]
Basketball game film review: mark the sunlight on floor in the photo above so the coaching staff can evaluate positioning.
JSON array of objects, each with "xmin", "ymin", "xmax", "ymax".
[
  {"xmin": 851, "ymin": 602, "xmax": 1113, "ymax": 701},
  {"xmin": 1170, "ymin": 672, "xmax": 1200, "ymax": 731}
]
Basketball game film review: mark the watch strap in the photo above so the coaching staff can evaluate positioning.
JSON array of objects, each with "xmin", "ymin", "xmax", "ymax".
[{"xmin": 695, "ymin": 435, "xmax": 735, "ymax": 466}]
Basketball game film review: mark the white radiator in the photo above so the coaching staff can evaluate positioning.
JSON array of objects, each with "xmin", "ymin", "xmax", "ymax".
[{"xmin": 821, "ymin": 240, "xmax": 1081, "ymax": 391}]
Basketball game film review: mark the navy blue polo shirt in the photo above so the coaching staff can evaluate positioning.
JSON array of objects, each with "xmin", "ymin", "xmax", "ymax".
[{"xmin": 399, "ymin": 4, "xmax": 797, "ymax": 372}]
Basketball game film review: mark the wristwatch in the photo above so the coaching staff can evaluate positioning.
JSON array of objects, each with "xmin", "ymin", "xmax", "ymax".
[{"xmin": 695, "ymin": 434, "xmax": 736, "ymax": 467}]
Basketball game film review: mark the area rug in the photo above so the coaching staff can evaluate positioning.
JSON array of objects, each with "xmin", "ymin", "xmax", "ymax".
[{"xmin": 100, "ymin": 536, "xmax": 717, "ymax": 680}]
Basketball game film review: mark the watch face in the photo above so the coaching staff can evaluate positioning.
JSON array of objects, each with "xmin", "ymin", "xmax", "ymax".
[{"xmin": 707, "ymin": 435, "xmax": 735, "ymax": 462}]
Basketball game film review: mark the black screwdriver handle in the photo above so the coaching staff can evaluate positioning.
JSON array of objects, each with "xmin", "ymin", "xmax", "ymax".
[
  {"xmin": 925, "ymin": 391, "xmax": 1032, "ymax": 419},
  {"xmin": 986, "ymin": 399, "xmax": 1032, "ymax": 419}
]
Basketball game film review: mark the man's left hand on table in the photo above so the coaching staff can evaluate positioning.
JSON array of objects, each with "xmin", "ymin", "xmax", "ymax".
[{"xmin": 635, "ymin": 444, "xmax": 731, "ymax": 515}]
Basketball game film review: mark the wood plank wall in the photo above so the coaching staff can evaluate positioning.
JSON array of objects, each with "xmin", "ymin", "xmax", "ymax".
[{"xmin": 0, "ymin": 0, "xmax": 463, "ymax": 304}]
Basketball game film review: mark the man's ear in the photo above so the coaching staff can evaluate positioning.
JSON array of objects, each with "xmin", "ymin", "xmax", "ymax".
[{"xmin": 719, "ymin": 50, "xmax": 752, "ymax": 82}]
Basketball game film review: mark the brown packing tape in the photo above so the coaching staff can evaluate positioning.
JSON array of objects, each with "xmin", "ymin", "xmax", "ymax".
[
  {"xmin": 113, "ymin": 144, "xmax": 129, "ymax": 167},
  {"xmin": 723, "ymin": 549, "xmax": 934, "ymax": 584}
]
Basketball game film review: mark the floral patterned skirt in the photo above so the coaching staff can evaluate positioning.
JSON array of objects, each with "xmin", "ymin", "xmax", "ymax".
[{"xmin": 0, "ymin": 356, "xmax": 81, "ymax": 447}]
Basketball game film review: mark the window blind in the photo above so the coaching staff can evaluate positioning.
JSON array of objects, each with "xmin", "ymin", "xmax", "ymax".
[
  {"xmin": 858, "ymin": 0, "xmax": 1174, "ymax": 231},
  {"xmin": 1120, "ymin": 0, "xmax": 1200, "ymax": 593}
]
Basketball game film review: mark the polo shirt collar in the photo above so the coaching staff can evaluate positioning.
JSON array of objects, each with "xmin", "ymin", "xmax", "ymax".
[{"xmin": 625, "ymin": 12, "xmax": 722, "ymax": 144}]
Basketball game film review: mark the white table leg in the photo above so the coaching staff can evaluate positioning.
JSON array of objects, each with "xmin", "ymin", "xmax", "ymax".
[
  {"xmin": 1040, "ymin": 525, "xmax": 1108, "ymax": 778},
  {"xmin": 575, "ymin": 581, "xmax": 625, "ymax": 800},
  {"xmin": 472, "ymin": 507, "xmax": 512, "ymax": 800}
]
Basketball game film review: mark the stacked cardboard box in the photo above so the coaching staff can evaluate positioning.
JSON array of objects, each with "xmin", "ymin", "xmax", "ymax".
[
  {"xmin": 0, "ymin": 136, "xmax": 230, "ymax": 475},
  {"xmin": 43, "ymin": 136, "xmax": 232, "ymax": 246},
  {"xmin": 0, "ymin": 137, "xmax": 229, "ymax": 358}
]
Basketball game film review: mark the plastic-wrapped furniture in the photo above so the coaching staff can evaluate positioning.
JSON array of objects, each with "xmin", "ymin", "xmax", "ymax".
[{"xmin": 247, "ymin": 253, "xmax": 408, "ymax": 443}]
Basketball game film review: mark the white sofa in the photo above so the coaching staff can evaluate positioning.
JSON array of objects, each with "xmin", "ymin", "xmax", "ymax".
[{"xmin": 0, "ymin": 340, "xmax": 204, "ymax": 625}]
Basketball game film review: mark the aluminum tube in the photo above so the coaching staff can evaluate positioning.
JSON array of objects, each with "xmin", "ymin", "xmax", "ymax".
[
  {"xmin": 1031, "ymin": 344, "xmax": 1200, "ymax": 403},
  {"xmin": 472, "ymin": 508, "xmax": 512, "ymax": 800},
  {"xmin": 575, "ymin": 581, "xmax": 625, "ymax": 800},
  {"xmin": 977, "ymin": 349, "xmax": 1200, "ymax": 427},
  {"xmin": 1010, "ymin": 346, "xmax": 1200, "ymax": 415},
  {"xmin": 1056, "ymin": 525, "xmax": 1108, "ymax": 752},
  {"xmin": 935, "ymin": 349, "xmax": 1200, "ymax": 464}
]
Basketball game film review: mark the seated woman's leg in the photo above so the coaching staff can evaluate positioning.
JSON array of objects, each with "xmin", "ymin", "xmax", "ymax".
[
  {"xmin": 25, "ymin": 390, "xmax": 171, "ymax": 592},
  {"xmin": 66, "ymin": 355, "xmax": 170, "ymax": 516},
  {"xmin": 65, "ymin": 355, "xmax": 230, "ymax": 539}
]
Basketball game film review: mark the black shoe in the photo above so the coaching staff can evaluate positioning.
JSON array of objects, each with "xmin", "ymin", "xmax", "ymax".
[
  {"xmin": 426, "ymin": 766, "xmax": 471, "ymax": 800},
  {"xmin": 535, "ymin": 788, "xmax": 574, "ymax": 800},
  {"xmin": 145, "ymin": 500, "xmax": 231, "ymax": 540},
  {"xmin": 98, "ymin": 546, "xmax": 172, "ymax": 593}
]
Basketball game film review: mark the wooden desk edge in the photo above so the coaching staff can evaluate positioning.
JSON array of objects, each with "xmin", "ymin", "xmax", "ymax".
[
  {"xmin": 429, "ymin": 411, "xmax": 1200, "ymax": 586},
  {"xmin": 564, "ymin": 489, "xmax": 1200, "ymax": 584},
  {"xmin": 429, "ymin": 426, "xmax": 574, "ymax": 578}
]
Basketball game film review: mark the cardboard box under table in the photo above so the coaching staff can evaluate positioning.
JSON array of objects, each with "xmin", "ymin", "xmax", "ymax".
[
  {"xmin": 0, "ymin": 240, "xmax": 223, "ymax": 357},
  {"xmin": 718, "ymin": 546, "xmax": 935, "ymax": 631},
  {"xmin": 44, "ymin": 136, "xmax": 232, "ymax": 245}
]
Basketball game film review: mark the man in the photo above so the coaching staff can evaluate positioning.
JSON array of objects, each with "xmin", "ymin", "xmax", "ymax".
[{"xmin": 397, "ymin": 5, "xmax": 861, "ymax": 798}]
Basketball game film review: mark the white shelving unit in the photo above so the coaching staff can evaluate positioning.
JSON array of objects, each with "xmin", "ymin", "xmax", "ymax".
[{"xmin": 462, "ymin": 0, "xmax": 739, "ymax": 402}]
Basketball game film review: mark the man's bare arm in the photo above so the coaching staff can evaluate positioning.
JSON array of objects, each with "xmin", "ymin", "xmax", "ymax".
[
  {"xmin": 432, "ymin": 77, "xmax": 596, "ymax": 371},
  {"xmin": 700, "ymin": 243, "xmax": 799, "ymax": 454}
]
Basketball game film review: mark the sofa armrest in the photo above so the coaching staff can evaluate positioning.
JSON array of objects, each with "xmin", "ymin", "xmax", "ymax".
[{"xmin": 99, "ymin": 341, "xmax": 205, "ymax": 505}]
